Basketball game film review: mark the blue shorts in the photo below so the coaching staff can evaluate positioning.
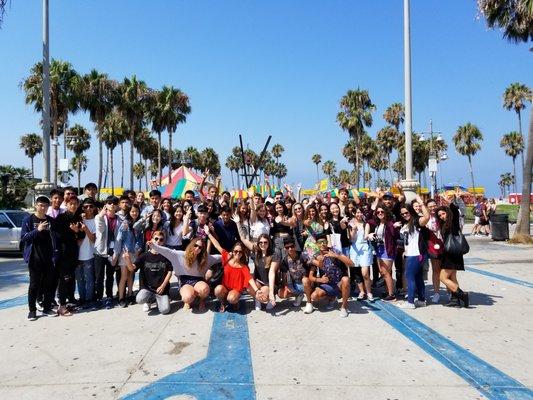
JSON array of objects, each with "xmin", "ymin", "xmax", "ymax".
[
  {"xmin": 288, "ymin": 281, "xmax": 305, "ymax": 295},
  {"xmin": 180, "ymin": 275, "xmax": 204, "ymax": 287},
  {"xmin": 376, "ymin": 244, "xmax": 393, "ymax": 261},
  {"xmin": 319, "ymin": 283, "xmax": 341, "ymax": 297}
]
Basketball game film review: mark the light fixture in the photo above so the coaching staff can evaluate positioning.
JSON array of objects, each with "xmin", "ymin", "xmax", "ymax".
[
  {"xmin": 436, "ymin": 133, "xmax": 444, "ymax": 142},
  {"xmin": 441, "ymin": 152, "xmax": 448, "ymax": 161}
]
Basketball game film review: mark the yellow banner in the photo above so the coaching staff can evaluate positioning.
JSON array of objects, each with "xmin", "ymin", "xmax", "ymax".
[
  {"xmin": 301, "ymin": 189, "xmax": 318, "ymax": 196},
  {"xmin": 319, "ymin": 179, "xmax": 328, "ymax": 192}
]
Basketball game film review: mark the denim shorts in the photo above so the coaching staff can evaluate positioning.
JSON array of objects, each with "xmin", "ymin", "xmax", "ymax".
[
  {"xmin": 288, "ymin": 281, "xmax": 305, "ymax": 295},
  {"xmin": 319, "ymin": 283, "xmax": 340, "ymax": 297},
  {"xmin": 376, "ymin": 244, "xmax": 393, "ymax": 261}
]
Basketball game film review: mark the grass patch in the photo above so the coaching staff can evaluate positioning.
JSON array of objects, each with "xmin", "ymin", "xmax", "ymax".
[{"xmin": 465, "ymin": 204, "xmax": 522, "ymax": 223}]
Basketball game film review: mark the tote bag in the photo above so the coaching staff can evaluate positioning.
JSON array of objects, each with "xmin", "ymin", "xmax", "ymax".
[{"xmin": 444, "ymin": 232, "xmax": 470, "ymax": 256}]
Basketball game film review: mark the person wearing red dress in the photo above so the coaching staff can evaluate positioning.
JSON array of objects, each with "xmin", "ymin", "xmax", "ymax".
[{"xmin": 205, "ymin": 225, "xmax": 266, "ymax": 312}]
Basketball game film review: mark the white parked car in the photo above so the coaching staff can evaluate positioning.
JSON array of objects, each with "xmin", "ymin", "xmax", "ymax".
[{"xmin": 0, "ymin": 210, "xmax": 30, "ymax": 252}]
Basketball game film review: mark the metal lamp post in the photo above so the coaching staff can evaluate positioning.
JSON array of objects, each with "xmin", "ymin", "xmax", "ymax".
[
  {"xmin": 400, "ymin": 0, "xmax": 419, "ymax": 200},
  {"xmin": 34, "ymin": 0, "xmax": 54, "ymax": 196},
  {"xmin": 420, "ymin": 120, "xmax": 447, "ymax": 198}
]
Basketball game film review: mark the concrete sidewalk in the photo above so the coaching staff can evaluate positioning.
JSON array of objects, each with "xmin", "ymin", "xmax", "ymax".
[{"xmin": 0, "ymin": 232, "xmax": 532, "ymax": 400}]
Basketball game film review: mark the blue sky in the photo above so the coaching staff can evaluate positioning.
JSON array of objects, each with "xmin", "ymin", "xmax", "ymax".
[{"xmin": 0, "ymin": 0, "xmax": 531, "ymax": 196}]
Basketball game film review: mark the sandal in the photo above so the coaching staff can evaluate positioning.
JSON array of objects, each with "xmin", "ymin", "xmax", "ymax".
[
  {"xmin": 219, "ymin": 302, "xmax": 226, "ymax": 313},
  {"xmin": 58, "ymin": 306, "xmax": 73, "ymax": 317}
]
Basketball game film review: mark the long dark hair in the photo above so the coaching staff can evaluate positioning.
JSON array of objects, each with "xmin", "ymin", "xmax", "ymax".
[
  {"xmin": 147, "ymin": 209, "xmax": 165, "ymax": 231},
  {"xmin": 169, "ymin": 204, "xmax": 184, "ymax": 231},
  {"xmin": 400, "ymin": 204, "xmax": 418, "ymax": 234},
  {"xmin": 254, "ymin": 233, "xmax": 274, "ymax": 259},
  {"xmin": 435, "ymin": 206, "xmax": 452, "ymax": 235},
  {"xmin": 374, "ymin": 202, "xmax": 392, "ymax": 223}
]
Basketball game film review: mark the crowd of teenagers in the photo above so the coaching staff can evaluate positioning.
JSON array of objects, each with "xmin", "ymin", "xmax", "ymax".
[{"xmin": 21, "ymin": 179, "xmax": 471, "ymax": 321}]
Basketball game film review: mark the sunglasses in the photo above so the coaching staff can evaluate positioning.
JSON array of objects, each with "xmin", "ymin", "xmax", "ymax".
[
  {"xmin": 401, "ymin": 212, "xmax": 410, "ymax": 216},
  {"xmin": 284, "ymin": 244, "xmax": 295, "ymax": 249},
  {"xmin": 233, "ymin": 250, "xmax": 243, "ymax": 254},
  {"xmin": 153, "ymin": 237, "xmax": 164, "ymax": 242},
  {"xmin": 83, "ymin": 205, "xmax": 95, "ymax": 209},
  {"xmin": 376, "ymin": 210, "xmax": 385, "ymax": 214},
  {"xmin": 317, "ymin": 240, "xmax": 328, "ymax": 245}
]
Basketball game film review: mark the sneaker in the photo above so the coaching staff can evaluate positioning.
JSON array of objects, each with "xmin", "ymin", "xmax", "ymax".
[
  {"xmin": 119, "ymin": 299, "xmax": 127, "ymax": 308},
  {"xmin": 304, "ymin": 302, "xmax": 314, "ymax": 314},
  {"xmin": 142, "ymin": 303, "xmax": 150, "ymax": 312},
  {"xmin": 292, "ymin": 294, "xmax": 304, "ymax": 307},
  {"xmin": 36, "ymin": 301, "xmax": 44, "ymax": 312},
  {"xmin": 397, "ymin": 301, "xmax": 415, "ymax": 309},
  {"xmin": 105, "ymin": 298, "xmax": 114, "ymax": 309},
  {"xmin": 255, "ymin": 300, "xmax": 262, "ymax": 311},
  {"xmin": 27, "ymin": 311, "xmax": 37, "ymax": 321},
  {"xmin": 266, "ymin": 302, "xmax": 275, "ymax": 311},
  {"xmin": 326, "ymin": 297, "xmax": 337, "ymax": 310},
  {"xmin": 339, "ymin": 307, "xmax": 348, "ymax": 318},
  {"xmin": 128, "ymin": 295, "xmax": 136, "ymax": 305},
  {"xmin": 382, "ymin": 294, "xmax": 396, "ymax": 302},
  {"xmin": 41, "ymin": 308, "xmax": 58, "ymax": 317},
  {"xmin": 356, "ymin": 292, "xmax": 366, "ymax": 301},
  {"xmin": 430, "ymin": 293, "xmax": 440, "ymax": 303},
  {"xmin": 367, "ymin": 293, "xmax": 375, "ymax": 302},
  {"xmin": 415, "ymin": 300, "xmax": 427, "ymax": 307}
]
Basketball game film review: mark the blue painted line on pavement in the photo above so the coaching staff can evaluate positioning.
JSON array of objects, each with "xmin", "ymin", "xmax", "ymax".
[
  {"xmin": 466, "ymin": 266, "xmax": 533, "ymax": 289},
  {"xmin": 0, "ymin": 294, "xmax": 27, "ymax": 309},
  {"xmin": 370, "ymin": 301, "xmax": 533, "ymax": 400},
  {"xmin": 121, "ymin": 305, "xmax": 256, "ymax": 400}
]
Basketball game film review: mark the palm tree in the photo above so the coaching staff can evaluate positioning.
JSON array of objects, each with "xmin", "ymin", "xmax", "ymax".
[
  {"xmin": 311, "ymin": 154, "xmax": 322, "ymax": 183},
  {"xmin": 337, "ymin": 88, "xmax": 375, "ymax": 188},
  {"xmin": 478, "ymin": 1, "xmax": 533, "ymax": 237},
  {"xmin": 342, "ymin": 139, "xmax": 357, "ymax": 183},
  {"xmin": 19, "ymin": 133, "xmax": 43, "ymax": 178},
  {"xmin": 66, "ymin": 124, "xmax": 91, "ymax": 191},
  {"xmin": 322, "ymin": 160, "xmax": 337, "ymax": 188},
  {"xmin": 200, "ymin": 147, "xmax": 221, "ymax": 178},
  {"xmin": 151, "ymin": 86, "xmax": 191, "ymax": 184},
  {"xmin": 274, "ymin": 163, "xmax": 287, "ymax": 185},
  {"xmin": 117, "ymin": 75, "xmax": 153, "ymax": 190},
  {"xmin": 500, "ymin": 131, "xmax": 525, "ymax": 193},
  {"xmin": 271, "ymin": 144, "xmax": 284, "ymax": 186},
  {"xmin": 71, "ymin": 154, "xmax": 88, "ymax": 193},
  {"xmin": 338, "ymin": 169, "xmax": 351, "ymax": 186},
  {"xmin": 133, "ymin": 162, "xmax": 146, "ymax": 192},
  {"xmin": 101, "ymin": 112, "xmax": 121, "ymax": 194},
  {"xmin": 225, "ymin": 156, "xmax": 237, "ymax": 188},
  {"xmin": 503, "ymin": 83, "xmax": 532, "ymax": 170},
  {"xmin": 498, "ymin": 172, "xmax": 514, "ymax": 198},
  {"xmin": 263, "ymin": 160, "xmax": 277, "ymax": 185},
  {"xmin": 453, "ymin": 123, "xmax": 484, "ymax": 194},
  {"xmin": 79, "ymin": 70, "xmax": 116, "ymax": 195},
  {"xmin": 383, "ymin": 103, "xmax": 405, "ymax": 131},
  {"xmin": 376, "ymin": 126, "xmax": 400, "ymax": 182},
  {"xmin": 22, "ymin": 59, "xmax": 80, "ymax": 185}
]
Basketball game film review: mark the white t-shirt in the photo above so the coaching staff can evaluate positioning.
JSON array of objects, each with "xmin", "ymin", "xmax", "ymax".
[
  {"xmin": 250, "ymin": 219, "xmax": 270, "ymax": 240},
  {"xmin": 78, "ymin": 218, "xmax": 96, "ymax": 261},
  {"xmin": 401, "ymin": 225, "xmax": 420, "ymax": 257},
  {"xmin": 166, "ymin": 222, "xmax": 184, "ymax": 247}
]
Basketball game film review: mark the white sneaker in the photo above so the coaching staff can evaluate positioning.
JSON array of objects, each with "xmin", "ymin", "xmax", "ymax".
[
  {"xmin": 255, "ymin": 300, "xmax": 262, "ymax": 311},
  {"xmin": 292, "ymin": 294, "xmax": 304, "ymax": 307},
  {"xmin": 430, "ymin": 293, "xmax": 440, "ymax": 303},
  {"xmin": 143, "ymin": 303, "xmax": 150, "ymax": 312},
  {"xmin": 367, "ymin": 293, "xmax": 375, "ymax": 302},
  {"xmin": 339, "ymin": 307, "xmax": 348, "ymax": 318},
  {"xmin": 266, "ymin": 302, "xmax": 275, "ymax": 311},
  {"xmin": 415, "ymin": 300, "xmax": 427, "ymax": 307},
  {"xmin": 356, "ymin": 292, "xmax": 366, "ymax": 301},
  {"xmin": 304, "ymin": 302, "xmax": 314, "ymax": 314},
  {"xmin": 326, "ymin": 297, "xmax": 337, "ymax": 310},
  {"xmin": 396, "ymin": 301, "xmax": 415, "ymax": 309}
]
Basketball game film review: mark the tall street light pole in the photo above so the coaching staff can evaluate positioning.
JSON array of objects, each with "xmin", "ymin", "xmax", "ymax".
[
  {"xmin": 35, "ymin": 0, "xmax": 54, "ymax": 195},
  {"xmin": 401, "ymin": 0, "xmax": 419, "ymax": 201}
]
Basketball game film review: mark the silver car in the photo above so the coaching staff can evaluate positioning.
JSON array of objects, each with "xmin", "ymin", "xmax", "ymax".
[{"xmin": 0, "ymin": 210, "xmax": 30, "ymax": 252}]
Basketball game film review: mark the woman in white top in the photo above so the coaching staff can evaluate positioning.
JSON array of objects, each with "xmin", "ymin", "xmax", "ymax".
[
  {"xmin": 397, "ymin": 195, "xmax": 430, "ymax": 309},
  {"xmin": 249, "ymin": 203, "xmax": 271, "ymax": 242},
  {"xmin": 150, "ymin": 236, "xmax": 222, "ymax": 312},
  {"xmin": 76, "ymin": 199, "xmax": 97, "ymax": 307},
  {"xmin": 166, "ymin": 204, "xmax": 185, "ymax": 250}
]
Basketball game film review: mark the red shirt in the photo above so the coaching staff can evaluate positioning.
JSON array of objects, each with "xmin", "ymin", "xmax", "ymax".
[{"xmin": 221, "ymin": 250, "xmax": 252, "ymax": 292}]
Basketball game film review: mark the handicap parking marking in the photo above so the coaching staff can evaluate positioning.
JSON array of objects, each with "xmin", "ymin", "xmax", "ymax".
[
  {"xmin": 121, "ymin": 306, "xmax": 256, "ymax": 400},
  {"xmin": 369, "ymin": 301, "xmax": 533, "ymax": 400},
  {"xmin": 466, "ymin": 266, "xmax": 533, "ymax": 289}
]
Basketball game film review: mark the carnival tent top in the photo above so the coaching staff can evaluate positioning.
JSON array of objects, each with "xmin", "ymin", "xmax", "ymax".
[{"xmin": 160, "ymin": 166, "xmax": 204, "ymax": 199}]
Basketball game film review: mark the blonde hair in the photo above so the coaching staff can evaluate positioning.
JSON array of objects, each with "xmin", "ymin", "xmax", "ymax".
[{"xmin": 184, "ymin": 238, "xmax": 208, "ymax": 270}]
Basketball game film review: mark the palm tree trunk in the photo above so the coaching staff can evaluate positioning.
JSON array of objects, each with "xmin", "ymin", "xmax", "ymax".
[
  {"xmin": 468, "ymin": 155, "xmax": 476, "ymax": 195},
  {"xmin": 518, "ymin": 110, "xmax": 525, "ymax": 171},
  {"xmin": 52, "ymin": 125, "xmax": 58, "ymax": 186},
  {"xmin": 230, "ymin": 170, "xmax": 235, "ymax": 188},
  {"xmin": 30, "ymin": 157, "xmax": 34, "ymax": 179},
  {"xmin": 103, "ymin": 147, "xmax": 109, "ymax": 189},
  {"xmin": 515, "ymin": 106, "xmax": 533, "ymax": 237},
  {"xmin": 156, "ymin": 131, "xmax": 162, "ymax": 186},
  {"xmin": 120, "ymin": 143, "xmax": 124, "ymax": 189},
  {"xmin": 168, "ymin": 129, "xmax": 173, "ymax": 181},
  {"xmin": 98, "ymin": 131, "xmax": 103, "ymax": 196},
  {"xmin": 144, "ymin": 157, "xmax": 149, "ymax": 191},
  {"xmin": 77, "ymin": 164, "xmax": 81, "ymax": 195},
  {"xmin": 388, "ymin": 153, "xmax": 393, "ymax": 183},
  {"xmin": 316, "ymin": 164, "xmax": 319, "ymax": 183},
  {"xmin": 512, "ymin": 157, "xmax": 517, "ymax": 194},
  {"xmin": 130, "ymin": 128, "xmax": 135, "ymax": 190},
  {"xmin": 111, "ymin": 147, "xmax": 115, "ymax": 196}
]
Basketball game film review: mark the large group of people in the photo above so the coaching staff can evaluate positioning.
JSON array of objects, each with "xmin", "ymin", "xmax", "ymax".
[{"xmin": 20, "ymin": 178, "xmax": 471, "ymax": 321}]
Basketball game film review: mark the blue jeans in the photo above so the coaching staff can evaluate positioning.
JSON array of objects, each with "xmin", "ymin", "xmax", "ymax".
[
  {"xmin": 76, "ymin": 259, "xmax": 95, "ymax": 303},
  {"xmin": 405, "ymin": 255, "xmax": 426, "ymax": 304}
]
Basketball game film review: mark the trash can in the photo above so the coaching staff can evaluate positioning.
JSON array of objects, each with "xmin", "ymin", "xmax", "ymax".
[{"xmin": 490, "ymin": 214, "xmax": 509, "ymax": 241}]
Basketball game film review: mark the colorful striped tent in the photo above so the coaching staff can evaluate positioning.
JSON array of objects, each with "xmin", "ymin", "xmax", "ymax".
[{"xmin": 160, "ymin": 166, "xmax": 204, "ymax": 199}]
